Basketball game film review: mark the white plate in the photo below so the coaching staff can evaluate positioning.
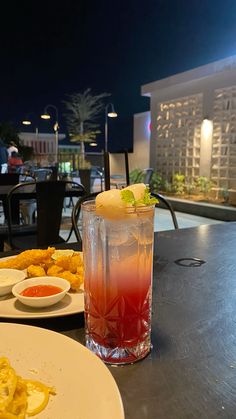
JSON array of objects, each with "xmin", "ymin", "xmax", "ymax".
[
  {"xmin": 0, "ymin": 254, "xmax": 84, "ymax": 319},
  {"xmin": 0, "ymin": 289, "xmax": 84, "ymax": 318},
  {"xmin": 0, "ymin": 323, "xmax": 125, "ymax": 419}
]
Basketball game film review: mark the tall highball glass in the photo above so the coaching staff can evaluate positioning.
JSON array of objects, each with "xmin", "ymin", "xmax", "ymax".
[{"xmin": 82, "ymin": 201, "xmax": 155, "ymax": 365}]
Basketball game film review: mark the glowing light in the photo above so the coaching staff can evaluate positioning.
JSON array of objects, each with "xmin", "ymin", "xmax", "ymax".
[
  {"xmin": 201, "ymin": 118, "xmax": 213, "ymax": 140},
  {"xmin": 145, "ymin": 115, "xmax": 151, "ymax": 137},
  {"xmin": 53, "ymin": 122, "xmax": 59, "ymax": 132},
  {"xmin": 41, "ymin": 113, "xmax": 50, "ymax": 120},
  {"xmin": 107, "ymin": 111, "xmax": 117, "ymax": 118},
  {"xmin": 22, "ymin": 120, "xmax": 32, "ymax": 125}
]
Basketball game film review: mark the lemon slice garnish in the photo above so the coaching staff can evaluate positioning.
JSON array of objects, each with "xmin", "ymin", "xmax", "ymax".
[
  {"xmin": 25, "ymin": 380, "xmax": 56, "ymax": 416},
  {"xmin": 51, "ymin": 249, "xmax": 74, "ymax": 260}
]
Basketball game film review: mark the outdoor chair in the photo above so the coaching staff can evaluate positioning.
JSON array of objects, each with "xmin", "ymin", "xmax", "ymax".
[
  {"xmin": 0, "ymin": 173, "xmax": 20, "ymax": 223},
  {"xmin": 151, "ymin": 192, "xmax": 179, "ymax": 229},
  {"xmin": 90, "ymin": 167, "xmax": 104, "ymax": 192},
  {"xmin": 71, "ymin": 192, "xmax": 99, "ymax": 246},
  {"xmin": 0, "ymin": 173, "xmax": 29, "ymax": 250},
  {"xmin": 30, "ymin": 168, "xmax": 53, "ymax": 181},
  {"xmin": 5, "ymin": 180, "xmax": 86, "ymax": 250},
  {"xmin": 143, "ymin": 168, "xmax": 154, "ymax": 185},
  {"xmin": 111, "ymin": 167, "xmax": 154, "ymax": 189}
]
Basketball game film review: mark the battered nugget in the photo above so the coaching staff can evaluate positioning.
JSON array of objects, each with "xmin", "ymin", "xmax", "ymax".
[
  {"xmin": 0, "ymin": 248, "xmax": 84, "ymax": 291},
  {"xmin": 56, "ymin": 270, "xmax": 83, "ymax": 292},
  {"xmin": 0, "ymin": 248, "xmax": 55, "ymax": 270},
  {"xmin": 47, "ymin": 265, "xmax": 63, "ymax": 276},
  {"xmin": 55, "ymin": 254, "xmax": 83, "ymax": 274},
  {"xmin": 27, "ymin": 265, "xmax": 46, "ymax": 277}
]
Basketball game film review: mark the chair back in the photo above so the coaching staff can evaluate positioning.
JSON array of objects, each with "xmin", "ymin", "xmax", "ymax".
[
  {"xmin": 0, "ymin": 174, "xmax": 21, "ymax": 225},
  {"xmin": 143, "ymin": 168, "xmax": 154, "ymax": 185},
  {"xmin": 151, "ymin": 192, "xmax": 179, "ymax": 229},
  {"xmin": 90, "ymin": 167, "xmax": 104, "ymax": 192},
  {"xmin": 31, "ymin": 168, "xmax": 53, "ymax": 181},
  {"xmin": 71, "ymin": 192, "xmax": 99, "ymax": 245},
  {"xmin": 36, "ymin": 180, "xmax": 67, "ymax": 246},
  {"xmin": 6, "ymin": 180, "xmax": 86, "ymax": 250}
]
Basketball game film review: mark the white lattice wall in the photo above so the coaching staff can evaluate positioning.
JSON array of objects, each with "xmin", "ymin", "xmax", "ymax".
[
  {"xmin": 212, "ymin": 86, "xmax": 236, "ymax": 190},
  {"xmin": 155, "ymin": 94, "xmax": 203, "ymax": 182}
]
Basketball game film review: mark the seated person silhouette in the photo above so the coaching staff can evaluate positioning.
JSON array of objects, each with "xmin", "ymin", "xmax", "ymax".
[{"xmin": 8, "ymin": 152, "xmax": 23, "ymax": 173}]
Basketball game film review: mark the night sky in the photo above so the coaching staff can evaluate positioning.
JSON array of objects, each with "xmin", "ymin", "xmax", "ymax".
[{"xmin": 1, "ymin": 0, "xmax": 236, "ymax": 152}]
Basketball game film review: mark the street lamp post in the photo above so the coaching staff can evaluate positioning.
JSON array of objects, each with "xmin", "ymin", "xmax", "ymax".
[
  {"xmin": 41, "ymin": 104, "xmax": 59, "ymax": 164},
  {"xmin": 104, "ymin": 103, "xmax": 118, "ymax": 152}
]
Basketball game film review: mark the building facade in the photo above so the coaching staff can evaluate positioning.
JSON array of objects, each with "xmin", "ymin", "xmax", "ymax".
[
  {"xmin": 19, "ymin": 131, "xmax": 66, "ymax": 166},
  {"xmin": 19, "ymin": 131, "xmax": 104, "ymax": 173},
  {"xmin": 141, "ymin": 55, "xmax": 236, "ymax": 197},
  {"xmin": 19, "ymin": 131, "xmax": 83, "ymax": 171}
]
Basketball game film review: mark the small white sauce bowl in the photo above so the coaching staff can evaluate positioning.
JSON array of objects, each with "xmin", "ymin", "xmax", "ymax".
[
  {"xmin": 12, "ymin": 276, "xmax": 71, "ymax": 308},
  {"xmin": 0, "ymin": 269, "xmax": 27, "ymax": 296}
]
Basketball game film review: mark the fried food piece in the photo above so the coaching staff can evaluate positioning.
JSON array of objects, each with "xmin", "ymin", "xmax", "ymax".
[
  {"xmin": 27, "ymin": 265, "xmax": 46, "ymax": 278},
  {"xmin": 0, "ymin": 248, "xmax": 84, "ymax": 292},
  {"xmin": 57, "ymin": 270, "xmax": 83, "ymax": 292},
  {"xmin": 46, "ymin": 265, "xmax": 63, "ymax": 276},
  {"xmin": 69, "ymin": 254, "xmax": 83, "ymax": 274},
  {"xmin": 54, "ymin": 256, "xmax": 71, "ymax": 271},
  {"xmin": 42, "ymin": 258, "xmax": 54, "ymax": 270},
  {"xmin": 55, "ymin": 253, "xmax": 83, "ymax": 273},
  {"xmin": 47, "ymin": 253, "xmax": 84, "ymax": 290},
  {"xmin": 0, "ymin": 248, "xmax": 55, "ymax": 271}
]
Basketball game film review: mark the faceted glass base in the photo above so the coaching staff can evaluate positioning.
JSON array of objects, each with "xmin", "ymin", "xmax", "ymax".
[{"xmin": 85, "ymin": 334, "xmax": 151, "ymax": 365}]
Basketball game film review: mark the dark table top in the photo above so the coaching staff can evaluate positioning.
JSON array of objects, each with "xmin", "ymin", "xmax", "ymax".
[{"xmin": 1, "ymin": 222, "xmax": 236, "ymax": 419}]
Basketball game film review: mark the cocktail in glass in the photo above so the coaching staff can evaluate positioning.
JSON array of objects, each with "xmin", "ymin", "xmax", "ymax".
[{"xmin": 82, "ymin": 200, "xmax": 155, "ymax": 365}]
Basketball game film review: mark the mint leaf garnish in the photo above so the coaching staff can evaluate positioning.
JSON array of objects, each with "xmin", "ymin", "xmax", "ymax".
[
  {"xmin": 121, "ymin": 187, "xmax": 158, "ymax": 206},
  {"xmin": 120, "ymin": 189, "xmax": 135, "ymax": 204},
  {"xmin": 142, "ymin": 187, "xmax": 158, "ymax": 205}
]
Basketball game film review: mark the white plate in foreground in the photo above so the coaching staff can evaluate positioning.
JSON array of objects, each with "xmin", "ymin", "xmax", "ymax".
[
  {"xmin": 0, "ymin": 254, "xmax": 84, "ymax": 319},
  {"xmin": 0, "ymin": 323, "xmax": 125, "ymax": 419}
]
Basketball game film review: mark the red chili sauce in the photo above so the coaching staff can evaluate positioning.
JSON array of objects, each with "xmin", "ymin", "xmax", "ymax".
[{"xmin": 20, "ymin": 284, "xmax": 63, "ymax": 297}]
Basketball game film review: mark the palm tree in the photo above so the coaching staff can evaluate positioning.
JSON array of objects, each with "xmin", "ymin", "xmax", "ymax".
[{"xmin": 63, "ymin": 89, "xmax": 110, "ymax": 166}]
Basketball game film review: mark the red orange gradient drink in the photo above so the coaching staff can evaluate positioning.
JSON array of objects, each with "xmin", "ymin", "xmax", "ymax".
[{"xmin": 82, "ymin": 184, "xmax": 156, "ymax": 364}]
